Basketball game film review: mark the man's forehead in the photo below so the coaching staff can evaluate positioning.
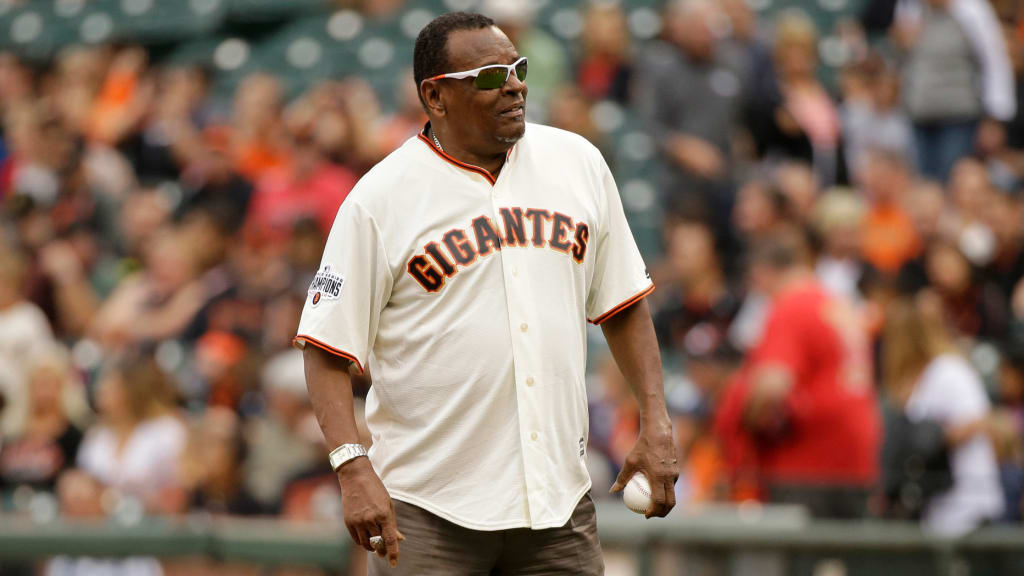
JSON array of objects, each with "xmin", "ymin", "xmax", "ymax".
[{"xmin": 445, "ymin": 26, "xmax": 518, "ymax": 70}]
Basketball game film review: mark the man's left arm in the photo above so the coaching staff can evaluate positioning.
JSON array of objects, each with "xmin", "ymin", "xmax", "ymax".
[{"xmin": 601, "ymin": 297, "xmax": 679, "ymax": 518}]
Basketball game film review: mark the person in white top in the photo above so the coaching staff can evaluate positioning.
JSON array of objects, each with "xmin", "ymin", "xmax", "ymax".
[
  {"xmin": 295, "ymin": 11, "xmax": 678, "ymax": 574},
  {"xmin": 0, "ymin": 250, "xmax": 57, "ymax": 437},
  {"xmin": 883, "ymin": 293, "xmax": 1004, "ymax": 537},
  {"xmin": 75, "ymin": 357, "xmax": 187, "ymax": 513}
]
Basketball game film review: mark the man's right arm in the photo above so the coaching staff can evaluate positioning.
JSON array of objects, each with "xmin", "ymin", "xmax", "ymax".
[{"xmin": 303, "ymin": 346, "xmax": 403, "ymax": 567}]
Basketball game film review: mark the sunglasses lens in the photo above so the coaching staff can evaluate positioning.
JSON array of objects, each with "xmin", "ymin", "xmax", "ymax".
[
  {"xmin": 515, "ymin": 60, "xmax": 528, "ymax": 82},
  {"xmin": 474, "ymin": 67, "xmax": 507, "ymax": 90}
]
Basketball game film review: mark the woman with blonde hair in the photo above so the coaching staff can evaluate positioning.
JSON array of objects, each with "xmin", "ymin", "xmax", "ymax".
[
  {"xmin": 0, "ymin": 346, "xmax": 90, "ymax": 494},
  {"xmin": 882, "ymin": 292, "xmax": 1003, "ymax": 535},
  {"xmin": 749, "ymin": 9, "xmax": 844, "ymax": 186}
]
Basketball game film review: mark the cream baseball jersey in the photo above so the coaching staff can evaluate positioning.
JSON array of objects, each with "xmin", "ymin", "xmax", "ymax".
[{"xmin": 294, "ymin": 122, "xmax": 652, "ymax": 530}]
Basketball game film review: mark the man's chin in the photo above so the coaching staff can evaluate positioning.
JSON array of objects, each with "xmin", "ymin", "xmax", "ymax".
[{"xmin": 495, "ymin": 122, "xmax": 526, "ymax": 146}]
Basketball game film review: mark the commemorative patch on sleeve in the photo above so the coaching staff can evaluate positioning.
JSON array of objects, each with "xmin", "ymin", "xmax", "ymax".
[{"xmin": 309, "ymin": 265, "xmax": 345, "ymax": 306}]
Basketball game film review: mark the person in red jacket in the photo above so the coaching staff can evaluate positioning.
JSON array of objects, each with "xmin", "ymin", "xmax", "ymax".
[{"xmin": 715, "ymin": 227, "xmax": 881, "ymax": 518}]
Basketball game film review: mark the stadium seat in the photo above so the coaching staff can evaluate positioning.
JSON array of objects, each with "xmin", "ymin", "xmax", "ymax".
[
  {"xmin": 225, "ymin": 0, "xmax": 333, "ymax": 23},
  {"xmin": 114, "ymin": 0, "xmax": 228, "ymax": 45},
  {"xmin": 2, "ymin": 3, "xmax": 86, "ymax": 62}
]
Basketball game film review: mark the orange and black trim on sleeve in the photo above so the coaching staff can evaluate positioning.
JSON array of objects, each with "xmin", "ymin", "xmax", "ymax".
[
  {"xmin": 589, "ymin": 283, "xmax": 655, "ymax": 325},
  {"xmin": 418, "ymin": 123, "xmax": 514, "ymax": 186},
  {"xmin": 292, "ymin": 335, "xmax": 364, "ymax": 374}
]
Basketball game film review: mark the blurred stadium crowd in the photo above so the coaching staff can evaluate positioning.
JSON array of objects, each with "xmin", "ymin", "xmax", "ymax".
[{"xmin": 1, "ymin": 0, "xmax": 1024, "ymax": 567}]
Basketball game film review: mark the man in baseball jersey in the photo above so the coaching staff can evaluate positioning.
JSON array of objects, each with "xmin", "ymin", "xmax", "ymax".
[{"xmin": 295, "ymin": 12, "xmax": 678, "ymax": 574}]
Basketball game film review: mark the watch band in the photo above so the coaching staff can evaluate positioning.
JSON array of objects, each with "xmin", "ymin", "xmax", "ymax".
[{"xmin": 329, "ymin": 443, "xmax": 368, "ymax": 471}]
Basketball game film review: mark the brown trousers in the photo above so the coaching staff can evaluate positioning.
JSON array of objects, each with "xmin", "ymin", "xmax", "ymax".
[{"xmin": 367, "ymin": 493, "xmax": 604, "ymax": 576}]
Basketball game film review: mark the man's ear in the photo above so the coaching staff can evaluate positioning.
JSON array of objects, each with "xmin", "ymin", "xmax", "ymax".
[{"xmin": 420, "ymin": 80, "xmax": 447, "ymax": 118}]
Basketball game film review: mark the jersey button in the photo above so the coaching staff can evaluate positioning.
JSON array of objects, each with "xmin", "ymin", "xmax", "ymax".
[
  {"xmin": 526, "ymin": 376, "xmax": 535, "ymax": 387},
  {"xmin": 520, "ymin": 323, "xmax": 528, "ymax": 333},
  {"xmin": 530, "ymin": 432, "xmax": 538, "ymax": 441}
]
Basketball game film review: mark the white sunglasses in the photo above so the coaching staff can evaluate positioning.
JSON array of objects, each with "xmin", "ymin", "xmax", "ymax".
[{"xmin": 423, "ymin": 57, "xmax": 528, "ymax": 90}]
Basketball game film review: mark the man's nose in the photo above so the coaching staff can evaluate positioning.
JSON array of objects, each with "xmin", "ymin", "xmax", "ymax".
[{"xmin": 503, "ymin": 70, "xmax": 526, "ymax": 95}]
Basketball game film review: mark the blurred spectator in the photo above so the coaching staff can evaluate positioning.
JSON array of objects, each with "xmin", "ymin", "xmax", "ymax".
[
  {"xmin": 728, "ymin": 177, "xmax": 792, "ymax": 351},
  {"xmin": 357, "ymin": 0, "xmax": 406, "ymax": 20},
  {"xmin": 998, "ymin": 18, "xmax": 1024, "ymax": 169},
  {"xmin": 947, "ymin": 157, "xmax": 1002, "ymax": 268},
  {"xmin": 812, "ymin": 188, "xmax": 868, "ymax": 303},
  {"xmin": 36, "ymin": 232, "xmax": 107, "ymax": 340},
  {"xmin": 0, "ymin": 249, "xmax": 56, "ymax": 436},
  {"xmin": 841, "ymin": 53, "xmax": 917, "ymax": 182},
  {"xmin": 774, "ymin": 160, "xmax": 820, "ymax": 222},
  {"xmin": 245, "ymin": 84, "xmax": 358, "ymax": 239},
  {"xmin": 732, "ymin": 178, "xmax": 792, "ymax": 245},
  {"xmin": 546, "ymin": 84, "xmax": 607, "ymax": 157},
  {"xmin": 1014, "ymin": 276, "xmax": 1024, "ymax": 347},
  {"xmin": 193, "ymin": 330, "xmax": 250, "ymax": 410},
  {"xmin": 90, "ymin": 227, "xmax": 221, "ymax": 350},
  {"xmin": 176, "ymin": 128, "xmax": 253, "ymax": 234},
  {"xmin": 750, "ymin": 9, "xmax": 845, "ymax": 186},
  {"xmin": 976, "ymin": 18, "xmax": 1024, "ymax": 189},
  {"xmin": 577, "ymin": 2, "xmax": 632, "ymax": 104},
  {"xmin": 0, "ymin": 51, "xmax": 32, "ymax": 115},
  {"xmin": 892, "ymin": 178, "xmax": 954, "ymax": 296},
  {"xmin": 242, "ymin": 349, "xmax": 318, "ymax": 512},
  {"xmin": 882, "ymin": 293, "xmax": 1004, "ymax": 536},
  {"xmin": 182, "ymin": 407, "xmax": 262, "ymax": 516},
  {"xmin": 924, "ymin": 239, "xmax": 1008, "ymax": 340},
  {"xmin": 121, "ymin": 64, "xmax": 212, "ymax": 183},
  {"xmin": 983, "ymin": 187, "xmax": 1024, "ymax": 308},
  {"xmin": 311, "ymin": 80, "xmax": 385, "ymax": 170},
  {"xmin": 0, "ymin": 346, "xmax": 88, "ymax": 495},
  {"xmin": 861, "ymin": 0, "xmax": 901, "ymax": 35},
  {"xmin": 905, "ymin": 180, "xmax": 949, "ymax": 249},
  {"xmin": 5, "ymin": 104, "xmax": 71, "ymax": 208},
  {"xmin": 861, "ymin": 149, "xmax": 921, "ymax": 275},
  {"xmin": 634, "ymin": 0, "xmax": 742, "ymax": 223},
  {"xmin": 229, "ymin": 74, "xmax": 290, "ymax": 183},
  {"xmin": 720, "ymin": 0, "xmax": 773, "ymax": 102},
  {"xmin": 48, "ymin": 47, "xmax": 108, "ymax": 139},
  {"xmin": 87, "ymin": 48, "xmax": 152, "ymax": 148},
  {"xmin": 896, "ymin": 0, "xmax": 1016, "ymax": 181},
  {"xmin": 652, "ymin": 219, "xmax": 741, "ymax": 361},
  {"xmin": 71, "ymin": 356, "xmax": 187, "ymax": 516},
  {"xmin": 716, "ymin": 228, "xmax": 880, "ymax": 518},
  {"xmin": 995, "ymin": 349, "xmax": 1024, "ymax": 521},
  {"xmin": 480, "ymin": 0, "xmax": 567, "ymax": 121}
]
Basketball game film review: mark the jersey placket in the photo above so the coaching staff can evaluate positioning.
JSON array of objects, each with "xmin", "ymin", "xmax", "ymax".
[{"xmin": 488, "ymin": 162, "xmax": 552, "ymax": 526}]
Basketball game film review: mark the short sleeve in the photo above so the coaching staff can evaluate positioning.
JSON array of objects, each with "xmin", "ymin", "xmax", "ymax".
[
  {"xmin": 586, "ymin": 153, "xmax": 653, "ymax": 324},
  {"xmin": 293, "ymin": 199, "xmax": 393, "ymax": 374}
]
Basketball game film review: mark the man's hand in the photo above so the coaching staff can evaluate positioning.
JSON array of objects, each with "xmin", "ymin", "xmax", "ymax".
[
  {"xmin": 600, "ymin": 299, "xmax": 678, "ymax": 518},
  {"xmin": 610, "ymin": 416, "xmax": 679, "ymax": 518},
  {"xmin": 337, "ymin": 457, "xmax": 405, "ymax": 567}
]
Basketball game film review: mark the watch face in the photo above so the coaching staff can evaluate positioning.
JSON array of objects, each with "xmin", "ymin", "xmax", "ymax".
[{"xmin": 330, "ymin": 444, "xmax": 365, "ymax": 470}]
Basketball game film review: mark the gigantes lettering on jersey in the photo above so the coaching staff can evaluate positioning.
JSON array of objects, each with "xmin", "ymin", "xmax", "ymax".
[{"xmin": 406, "ymin": 206, "xmax": 590, "ymax": 292}]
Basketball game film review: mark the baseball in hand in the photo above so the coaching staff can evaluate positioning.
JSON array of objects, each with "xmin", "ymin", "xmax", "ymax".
[{"xmin": 622, "ymin": 472, "xmax": 653, "ymax": 515}]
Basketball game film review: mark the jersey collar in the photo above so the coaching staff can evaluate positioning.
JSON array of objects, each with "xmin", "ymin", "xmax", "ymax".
[{"xmin": 418, "ymin": 122, "xmax": 515, "ymax": 186}]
